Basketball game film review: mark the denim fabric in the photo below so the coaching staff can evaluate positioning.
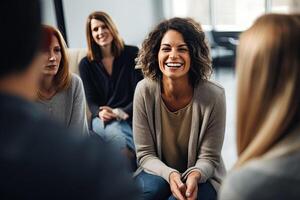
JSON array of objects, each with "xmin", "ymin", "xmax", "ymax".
[
  {"xmin": 92, "ymin": 117, "xmax": 135, "ymax": 151},
  {"xmin": 135, "ymin": 170, "xmax": 170, "ymax": 200},
  {"xmin": 135, "ymin": 171, "xmax": 217, "ymax": 200}
]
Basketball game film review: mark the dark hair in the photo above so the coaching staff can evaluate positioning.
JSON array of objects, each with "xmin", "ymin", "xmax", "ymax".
[
  {"xmin": 136, "ymin": 17, "xmax": 212, "ymax": 86},
  {"xmin": 86, "ymin": 11, "xmax": 124, "ymax": 62},
  {"xmin": 0, "ymin": 0, "xmax": 42, "ymax": 78}
]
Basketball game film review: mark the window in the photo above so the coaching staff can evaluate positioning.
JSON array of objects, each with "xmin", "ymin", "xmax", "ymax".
[
  {"xmin": 167, "ymin": 0, "xmax": 300, "ymax": 31},
  {"xmin": 271, "ymin": 0, "xmax": 300, "ymax": 13}
]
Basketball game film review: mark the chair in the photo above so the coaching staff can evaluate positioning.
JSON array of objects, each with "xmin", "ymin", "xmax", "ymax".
[
  {"xmin": 206, "ymin": 30, "xmax": 239, "ymax": 70},
  {"xmin": 67, "ymin": 48, "xmax": 92, "ymax": 128}
]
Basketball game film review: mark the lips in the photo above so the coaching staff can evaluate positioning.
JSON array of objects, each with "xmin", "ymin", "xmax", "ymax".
[
  {"xmin": 165, "ymin": 62, "xmax": 183, "ymax": 68},
  {"xmin": 45, "ymin": 64, "xmax": 57, "ymax": 69},
  {"xmin": 97, "ymin": 34, "xmax": 107, "ymax": 40}
]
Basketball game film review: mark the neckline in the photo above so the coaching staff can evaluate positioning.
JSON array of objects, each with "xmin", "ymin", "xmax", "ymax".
[{"xmin": 161, "ymin": 96, "xmax": 193, "ymax": 115}]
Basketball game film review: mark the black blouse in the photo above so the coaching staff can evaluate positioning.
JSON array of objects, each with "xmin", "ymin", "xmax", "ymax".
[{"xmin": 79, "ymin": 45, "xmax": 143, "ymax": 121}]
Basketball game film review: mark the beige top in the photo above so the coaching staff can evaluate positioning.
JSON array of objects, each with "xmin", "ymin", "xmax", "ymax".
[
  {"xmin": 161, "ymin": 98, "xmax": 193, "ymax": 173},
  {"xmin": 133, "ymin": 78, "xmax": 226, "ymax": 191}
]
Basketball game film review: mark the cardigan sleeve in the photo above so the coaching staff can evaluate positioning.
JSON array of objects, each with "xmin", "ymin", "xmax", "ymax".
[
  {"xmin": 133, "ymin": 81, "xmax": 178, "ymax": 183},
  {"xmin": 79, "ymin": 58, "xmax": 102, "ymax": 118},
  {"xmin": 182, "ymin": 88, "xmax": 226, "ymax": 183}
]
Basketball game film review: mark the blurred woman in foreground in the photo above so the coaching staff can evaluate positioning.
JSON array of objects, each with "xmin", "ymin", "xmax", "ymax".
[{"xmin": 219, "ymin": 14, "xmax": 300, "ymax": 200}]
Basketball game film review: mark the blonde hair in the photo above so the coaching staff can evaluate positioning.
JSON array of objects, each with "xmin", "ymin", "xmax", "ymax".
[
  {"xmin": 236, "ymin": 14, "xmax": 300, "ymax": 167},
  {"xmin": 86, "ymin": 11, "xmax": 124, "ymax": 61}
]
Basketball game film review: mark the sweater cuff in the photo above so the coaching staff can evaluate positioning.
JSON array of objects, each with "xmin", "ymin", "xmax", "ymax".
[
  {"xmin": 182, "ymin": 167, "xmax": 207, "ymax": 183},
  {"xmin": 161, "ymin": 167, "xmax": 180, "ymax": 183}
]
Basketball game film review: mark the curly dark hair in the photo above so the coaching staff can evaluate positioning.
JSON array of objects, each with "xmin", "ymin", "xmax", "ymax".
[{"xmin": 136, "ymin": 17, "xmax": 212, "ymax": 86}]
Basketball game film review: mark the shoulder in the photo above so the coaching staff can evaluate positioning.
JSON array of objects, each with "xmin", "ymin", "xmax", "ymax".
[
  {"xmin": 124, "ymin": 45, "xmax": 139, "ymax": 54},
  {"xmin": 79, "ymin": 56, "xmax": 89, "ymax": 64},
  {"xmin": 194, "ymin": 80, "xmax": 225, "ymax": 105},
  {"xmin": 70, "ymin": 73, "xmax": 83, "ymax": 85},
  {"xmin": 135, "ymin": 78, "xmax": 157, "ymax": 95},
  {"xmin": 134, "ymin": 79, "xmax": 158, "ymax": 107},
  {"xmin": 220, "ymin": 157, "xmax": 300, "ymax": 200},
  {"xmin": 196, "ymin": 80, "xmax": 224, "ymax": 97},
  {"xmin": 67, "ymin": 73, "xmax": 84, "ymax": 97},
  {"xmin": 79, "ymin": 56, "xmax": 92, "ymax": 70},
  {"xmin": 220, "ymin": 165, "xmax": 267, "ymax": 200},
  {"xmin": 122, "ymin": 45, "xmax": 139, "ymax": 58}
]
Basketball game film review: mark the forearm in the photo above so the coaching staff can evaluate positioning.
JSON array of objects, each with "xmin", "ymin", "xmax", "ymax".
[
  {"xmin": 138, "ymin": 154, "xmax": 179, "ymax": 183},
  {"xmin": 182, "ymin": 160, "xmax": 215, "ymax": 183}
]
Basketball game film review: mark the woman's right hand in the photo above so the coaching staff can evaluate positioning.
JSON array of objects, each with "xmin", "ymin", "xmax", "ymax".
[
  {"xmin": 99, "ymin": 106, "xmax": 117, "ymax": 122},
  {"xmin": 169, "ymin": 171, "xmax": 187, "ymax": 200}
]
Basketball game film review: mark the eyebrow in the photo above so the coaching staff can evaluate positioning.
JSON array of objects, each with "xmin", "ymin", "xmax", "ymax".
[{"xmin": 161, "ymin": 43, "xmax": 188, "ymax": 47}]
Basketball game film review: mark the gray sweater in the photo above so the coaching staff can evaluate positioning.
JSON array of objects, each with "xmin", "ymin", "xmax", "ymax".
[
  {"xmin": 219, "ymin": 126, "xmax": 300, "ymax": 200},
  {"xmin": 37, "ymin": 73, "xmax": 88, "ymax": 135},
  {"xmin": 133, "ymin": 78, "xmax": 226, "ymax": 191}
]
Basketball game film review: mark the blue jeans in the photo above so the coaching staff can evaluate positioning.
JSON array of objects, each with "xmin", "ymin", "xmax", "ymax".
[
  {"xmin": 92, "ymin": 117, "xmax": 135, "ymax": 151},
  {"xmin": 135, "ymin": 171, "xmax": 217, "ymax": 200}
]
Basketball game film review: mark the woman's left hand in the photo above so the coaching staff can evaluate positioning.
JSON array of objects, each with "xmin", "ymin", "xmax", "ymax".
[{"xmin": 185, "ymin": 171, "xmax": 201, "ymax": 200}]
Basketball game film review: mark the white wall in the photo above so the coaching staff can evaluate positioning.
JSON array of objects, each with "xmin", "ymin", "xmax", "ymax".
[
  {"xmin": 41, "ymin": 0, "xmax": 57, "ymax": 26},
  {"xmin": 62, "ymin": 0, "xmax": 164, "ymax": 48}
]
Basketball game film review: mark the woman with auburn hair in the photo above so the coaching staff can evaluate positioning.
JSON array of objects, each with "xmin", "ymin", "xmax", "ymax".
[
  {"xmin": 37, "ymin": 25, "xmax": 88, "ymax": 135},
  {"xmin": 219, "ymin": 14, "xmax": 300, "ymax": 200},
  {"xmin": 133, "ymin": 17, "xmax": 226, "ymax": 200},
  {"xmin": 79, "ymin": 11, "xmax": 142, "ymax": 169}
]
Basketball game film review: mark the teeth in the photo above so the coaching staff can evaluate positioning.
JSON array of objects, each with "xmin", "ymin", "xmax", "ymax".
[{"xmin": 166, "ymin": 63, "xmax": 183, "ymax": 68}]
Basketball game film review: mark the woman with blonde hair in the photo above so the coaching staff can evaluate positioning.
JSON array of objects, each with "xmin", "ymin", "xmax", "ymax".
[
  {"xmin": 79, "ymin": 11, "xmax": 142, "ymax": 169},
  {"xmin": 37, "ymin": 25, "xmax": 88, "ymax": 135},
  {"xmin": 219, "ymin": 14, "xmax": 300, "ymax": 200}
]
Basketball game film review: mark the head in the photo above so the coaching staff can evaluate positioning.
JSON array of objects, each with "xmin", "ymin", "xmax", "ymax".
[
  {"xmin": 0, "ymin": 1, "xmax": 48, "ymax": 99},
  {"xmin": 86, "ymin": 11, "xmax": 124, "ymax": 61},
  {"xmin": 0, "ymin": 0, "xmax": 42, "ymax": 76},
  {"xmin": 236, "ymin": 14, "xmax": 300, "ymax": 167},
  {"xmin": 40, "ymin": 25, "xmax": 70, "ymax": 93},
  {"xmin": 136, "ymin": 17, "xmax": 212, "ymax": 86}
]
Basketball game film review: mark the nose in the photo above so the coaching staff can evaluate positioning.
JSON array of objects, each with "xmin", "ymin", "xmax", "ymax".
[
  {"xmin": 169, "ymin": 49, "xmax": 178, "ymax": 60},
  {"xmin": 48, "ymin": 51, "xmax": 56, "ymax": 61},
  {"xmin": 98, "ymin": 27, "xmax": 104, "ymax": 35}
]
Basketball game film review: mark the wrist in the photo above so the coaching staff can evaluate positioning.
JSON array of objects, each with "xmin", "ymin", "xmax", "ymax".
[
  {"xmin": 188, "ymin": 171, "xmax": 201, "ymax": 181},
  {"xmin": 112, "ymin": 108, "xmax": 129, "ymax": 120},
  {"xmin": 169, "ymin": 171, "xmax": 181, "ymax": 181}
]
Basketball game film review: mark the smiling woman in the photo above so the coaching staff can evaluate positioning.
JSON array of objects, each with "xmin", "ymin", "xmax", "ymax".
[
  {"xmin": 79, "ymin": 11, "xmax": 143, "ymax": 171},
  {"xmin": 133, "ymin": 17, "xmax": 226, "ymax": 200},
  {"xmin": 36, "ymin": 25, "xmax": 88, "ymax": 135}
]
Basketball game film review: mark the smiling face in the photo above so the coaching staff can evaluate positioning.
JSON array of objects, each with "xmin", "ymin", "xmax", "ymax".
[
  {"xmin": 90, "ymin": 19, "xmax": 114, "ymax": 48},
  {"xmin": 158, "ymin": 30, "xmax": 191, "ymax": 81},
  {"xmin": 42, "ymin": 35, "xmax": 61, "ymax": 77}
]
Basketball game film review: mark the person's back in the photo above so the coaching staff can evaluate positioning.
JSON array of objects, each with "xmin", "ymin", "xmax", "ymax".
[
  {"xmin": 0, "ymin": 92, "xmax": 139, "ymax": 199},
  {"xmin": 219, "ymin": 13, "xmax": 300, "ymax": 200},
  {"xmin": 220, "ymin": 128, "xmax": 300, "ymax": 200},
  {"xmin": 0, "ymin": 1, "xmax": 139, "ymax": 199}
]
